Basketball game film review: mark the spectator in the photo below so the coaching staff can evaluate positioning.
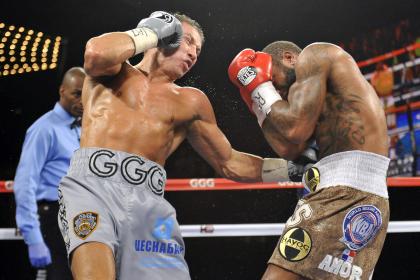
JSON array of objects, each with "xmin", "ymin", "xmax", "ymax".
[{"xmin": 371, "ymin": 62, "xmax": 394, "ymax": 97}]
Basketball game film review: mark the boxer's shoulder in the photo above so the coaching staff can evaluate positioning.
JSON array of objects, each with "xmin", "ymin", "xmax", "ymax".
[
  {"xmin": 173, "ymin": 85, "xmax": 215, "ymax": 121},
  {"xmin": 295, "ymin": 44, "xmax": 335, "ymax": 80},
  {"xmin": 176, "ymin": 86, "xmax": 209, "ymax": 104},
  {"xmin": 299, "ymin": 43, "xmax": 343, "ymax": 67}
]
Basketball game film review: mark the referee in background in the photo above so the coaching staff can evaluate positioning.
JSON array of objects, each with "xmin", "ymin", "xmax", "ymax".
[{"xmin": 13, "ymin": 67, "xmax": 85, "ymax": 280}]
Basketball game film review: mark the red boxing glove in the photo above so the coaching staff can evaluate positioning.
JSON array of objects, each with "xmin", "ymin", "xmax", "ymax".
[{"xmin": 228, "ymin": 49, "xmax": 281, "ymax": 126}]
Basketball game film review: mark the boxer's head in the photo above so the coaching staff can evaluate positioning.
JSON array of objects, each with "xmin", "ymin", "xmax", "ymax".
[
  {"xmin": 262, "ymin": 41, "xmax": 302, "ymax": 100},
  {"xmin": 59, "ymin": 67, "xmax": 85, "ymax": 117},
  {"xmin": 143, "ymin": 13, "xmax": 204, "ymax": 81}
]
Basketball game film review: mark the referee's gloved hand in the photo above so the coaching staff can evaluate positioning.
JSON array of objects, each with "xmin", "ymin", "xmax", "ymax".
[{"xmin": 28, "ymin": 242, "xmax": 52, "ymax": 268}]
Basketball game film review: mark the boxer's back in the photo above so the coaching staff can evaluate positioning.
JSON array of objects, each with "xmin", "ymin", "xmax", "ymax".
[
  {"xmin": 80, "ymin": 62, "xmax": 194, "ymax": 165},
  {"xmin": 312, "ymin": 44, "xmax": 389, "ymax": 158}
]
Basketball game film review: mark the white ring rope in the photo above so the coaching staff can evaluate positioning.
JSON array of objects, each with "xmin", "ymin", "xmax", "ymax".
[{"xmin": 1, "ymin": 221, "xmax": 419, "ymax": 240}]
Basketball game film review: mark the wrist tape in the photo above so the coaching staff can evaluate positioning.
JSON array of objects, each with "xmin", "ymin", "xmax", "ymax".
[
  {"xmin": 261, "ymin": 158, "xmax": 289, "ymax": 182},
  {"xmin": 124, "ymin": 27, "xmax": 158, "ymax": 56},
  {"xmin": 251, "ymin": 82, "xmax": 282, "ymax": 126}
]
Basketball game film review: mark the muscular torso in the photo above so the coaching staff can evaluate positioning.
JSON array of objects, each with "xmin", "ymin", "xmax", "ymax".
[
  {"xmin": 313, "ymin": 45, "xmax": 388, "ymax": 158},
  {"xmin": 80, "ymin": 63, "xmax": 197, "ymax": 165}
]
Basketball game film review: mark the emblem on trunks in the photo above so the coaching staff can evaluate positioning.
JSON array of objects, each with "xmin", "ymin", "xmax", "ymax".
[
  {"xmin": 73, "ymin": 212, "xmax": 99, "ymax": 239},
  {"xmin": 279, "ymin": 227, "xmax": 312, "ymax": 262},
  {"xmin": 341, "ymin": 205, "xmax": 382, "ymax": 251},
  {"xmin": 304, "ymin": 167, "xmax": 320, "ymax": 192},
  {"xmin": 153, "ymin": 217, "xmax": 175, "ymax": 240}
]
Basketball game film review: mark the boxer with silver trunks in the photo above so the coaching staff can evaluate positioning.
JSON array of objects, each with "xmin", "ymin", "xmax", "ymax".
[
  {"xmin": 58, "ymin": 12, "xmax": 314, "ymax": 280},
  {"xmin": 229, "ymin": 41, "xmax": 390, "ymax": 280}
]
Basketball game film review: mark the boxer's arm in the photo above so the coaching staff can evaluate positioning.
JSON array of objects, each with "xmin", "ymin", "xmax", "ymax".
[
  {"xmin": 263, "ymin": 45, "xmax": 329, "ymax": 150},
  {"xmin": 186, "ymin": 88, "xmax": 288, "ymax": 183},
  {"xmin": 84, "ymin": 33, "xmax": 136, "ymax": 78},
  {"xmin": 188, "ymin": 119, "xmax": 263, "ymax": 182},
  {"xmin": 262, "ymin": 128, "xmax": 308, "ymax": 160},
  {"xmin": 84, "ymin": 11, "xmax": 182, "ymax": 78}
]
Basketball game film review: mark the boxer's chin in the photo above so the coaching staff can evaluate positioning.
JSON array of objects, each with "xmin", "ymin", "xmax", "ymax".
[{"xmin": 284, "ymin": 67, "xmax": 296, "ymax": 88}]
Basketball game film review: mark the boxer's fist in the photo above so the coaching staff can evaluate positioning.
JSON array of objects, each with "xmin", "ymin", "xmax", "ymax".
[
  {"xmin": 287, "ymin": 161, "xmax": 308, "ymax": 182},
  {"xmin": 228, "ymin": 49, "xmax": 273, "ymax": 112},
  {"xmin": 138, "ymin": 11, "xmax": 182, "ymax": 49},
  {"xmin": 288, "ymin": 146, "xmax": 318, "ymax": 182},
  {"xmin": 294, "ymin": 146, "xmax": 318, "ymax": 167}
]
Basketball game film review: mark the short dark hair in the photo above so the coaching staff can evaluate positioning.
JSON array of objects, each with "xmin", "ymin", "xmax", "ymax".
[
  {"xmin": 262, "ymin": 41, "xmax": 302, "ymax": 66},
  {"xmin": 173, "ymin": 12, "xmax": 205, "ymax": 44}
]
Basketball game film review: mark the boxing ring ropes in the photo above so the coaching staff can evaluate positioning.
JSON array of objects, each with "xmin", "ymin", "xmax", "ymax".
[
  {"xmin": 1, "ymin": 42, "xmax": 420, "ymax": 240},
  {"xmin": 1, "ymin": 177, "xmax": 420, "ymax": 239}
]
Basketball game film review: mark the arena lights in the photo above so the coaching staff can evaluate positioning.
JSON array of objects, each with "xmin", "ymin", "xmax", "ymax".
[{"xmin": 0, "ymin": 21, "xmax": 63, "ymax": 76}]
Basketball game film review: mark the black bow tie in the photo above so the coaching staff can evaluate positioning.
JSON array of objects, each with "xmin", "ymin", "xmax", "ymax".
[{"xmin": 70, "ymin": 118, "xmax": 82, "ymax": 129}]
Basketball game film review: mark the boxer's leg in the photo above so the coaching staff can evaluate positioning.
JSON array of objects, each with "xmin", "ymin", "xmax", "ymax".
[{"xmin": 71, "ymin": 242, "xmax": 115, "ymax": 280}]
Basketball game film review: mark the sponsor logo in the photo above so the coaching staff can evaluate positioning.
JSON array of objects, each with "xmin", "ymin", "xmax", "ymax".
[
  {"xmin": 200, "ymin": 224, "xmax": 215, "ymax": 233},
  {"xmin": 121, "ymin": 156, "xmax": 148, "ymax": 184},
  {"xmin": 278, "ymin": 227, "xmax": 312, "ymax": 262},
  {"xmin": 303, "ymin": 167, "xmax": 320, "ymax": 193},
  {"xmin": 189, "ymin": 178, "xmax": 215, "ymax": 188},
  {"xmin": 89, "ymin": 150, "xmax": 118, "ymax": 177},
  {"xmin": 237, "ymin": 66, "xmax": 257, "ymax": 86},
  {"xmin": 153, "ymin": 217, "xmax": 174, "ymax": 240},
  {"xmin": 318, "ymin": 254, "xmax": 363, "ymax": 279},
  {"xmin": 88, "ymin": 150, "xmax": 166, "ymax": 195},
  {"xmin": 341, "ymin": 205, "xmax": 382, "ymax": 251},
  {"xmin": 58, "ymin": 189, "xmax": 70, "ymax": 251},
  {"xmin": 135, "ymin": 217, "xmax": 184, "ymax": 258},
  {"xmin": 285, "ymin": 200, "xmax": 313, "ymax": 227},
  {"xmin": 148, "ymin": 166, "xmax": 165, "ymax": 195},
  {"xmin": 73, "ymin": 212, "xmax": 98, "ymax": 239},
  {"xmin": 135, "ymin": 240, "xmax": 184, "ymax": 256},
  {"xmin": 154, "ymin": 12, "xmax": 174, "ymax": 24}
]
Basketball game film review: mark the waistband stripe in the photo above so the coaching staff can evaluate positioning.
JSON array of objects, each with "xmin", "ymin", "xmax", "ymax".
[{"xmin": 303, "ymin": 150, "xmax": 390, "ymax": 198}]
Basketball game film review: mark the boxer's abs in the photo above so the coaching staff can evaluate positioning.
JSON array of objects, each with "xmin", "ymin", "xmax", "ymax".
[{"xmin": 80, "ymin": 83, "xmax": 187, "ymax": 166}]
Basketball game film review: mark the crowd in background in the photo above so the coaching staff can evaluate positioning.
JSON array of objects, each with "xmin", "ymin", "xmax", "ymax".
[{"xmin": 340, "ymin": 18, "xmax": 420, "ymax": 176}]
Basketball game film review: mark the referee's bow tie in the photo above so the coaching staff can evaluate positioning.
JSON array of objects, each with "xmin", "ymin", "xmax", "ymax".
[{"xmin": 70, "ymin": 117, "xmax": 82, "ymax": 129}]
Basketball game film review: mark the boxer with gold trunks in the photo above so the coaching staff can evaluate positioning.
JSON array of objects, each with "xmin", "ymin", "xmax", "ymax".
[{"xmin": 229, "ymin": 41, "xmax": 390, "ymax": 280}]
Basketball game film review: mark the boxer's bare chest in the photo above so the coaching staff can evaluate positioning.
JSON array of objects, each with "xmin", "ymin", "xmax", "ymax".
[{"xmin": 88, "ymin": 67, "xmax": 195, "ymax": 128}]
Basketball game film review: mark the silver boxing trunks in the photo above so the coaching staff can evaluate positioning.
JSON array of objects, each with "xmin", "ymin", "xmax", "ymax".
[{"xmin": 58, "ymin": 148, "xmax": 190, "ymax": 280}]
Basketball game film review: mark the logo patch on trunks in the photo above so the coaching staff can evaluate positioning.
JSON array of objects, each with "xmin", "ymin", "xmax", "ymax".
[
  {"xmin": 304, "ymin": 167, "xmax": 320, "ymax": 193},
  {"xmin": 279, "ymin": 227, "xmax": 312, "ymax": 262},
  {"xmin": 341, "ymin": 205, "xmax": 382, "ymax": 251},
  {"xmin": 73, "ymin": 212, "xmax": 98, "ymax": 239},
  {"xmin": 152, "ymin": 217, "xmax": 174, "ymax": 240}
]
